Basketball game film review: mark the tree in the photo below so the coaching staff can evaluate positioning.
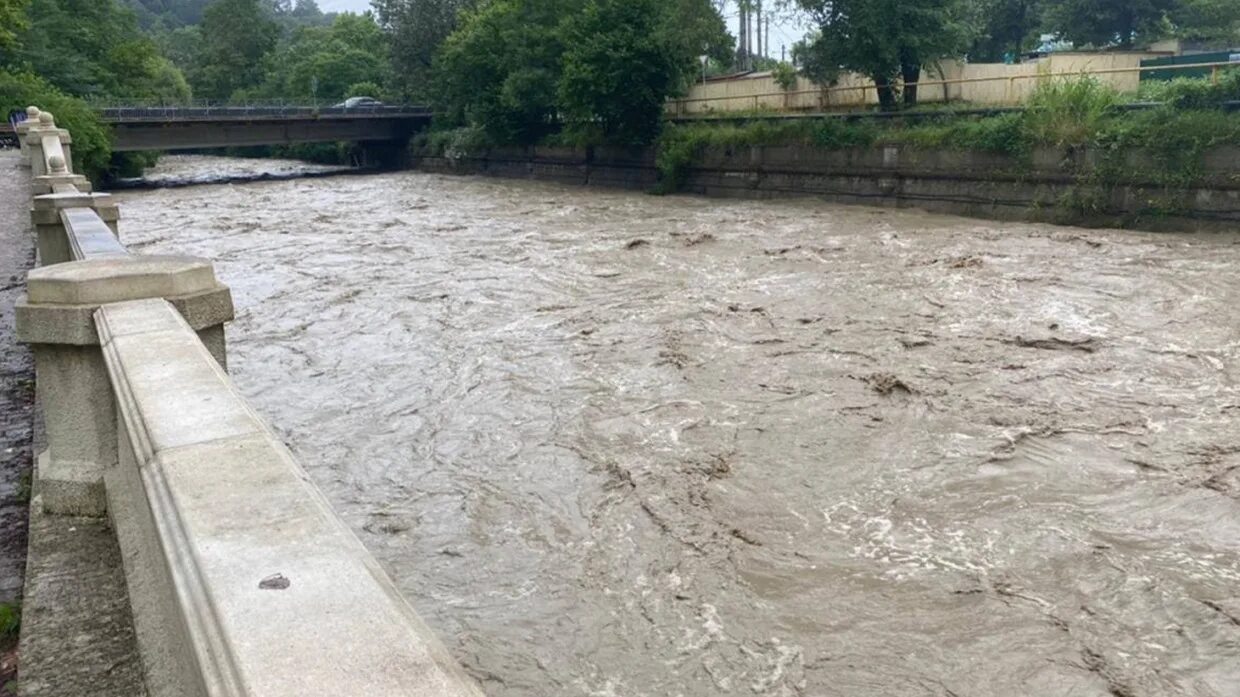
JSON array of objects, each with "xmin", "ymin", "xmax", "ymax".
[
  {"xmin": 433, "ymin": 0, "xmax": 728, "ymax": 144},
  {"xmin": 0, "ymin": 70, "xmax": 111, "ymax": 177},
  {"xmin": 253, "ymin": 12, "xmax": 389, "ymax": 102},
  {"xmin": 288, "ymin": 0, "xmax": 324, "ymax": 26},
  {"xmin": 373, "ymin": 0, "xmax": 477, "ymax": 99},
  {"xmin": 5, "ymin": 0, "xmax": 192, "ymax": 102},
  {"xmin": 1042, "ymin": 0, "xmax": 1176, "ymax": 48},
  {"xmin": 559, "ymin": 0, "xmax": 686, "ymax": 143},
  {"xmin": 193, "ymin": 0, "xmax": 279, "ymax": 100},
  {"xmin": 661, "ymin": 0, "xmax": 734, "ymax": 82},
  {"xmin": 967, "ymin": 0, "xmax": 1043, "ymax": 62},
  {"xmin": 0, "ymin": 0, "xmax": 29, "ymax": 49},
  {"xmin": 1169, "ymin": 0, "xmax": 1240, "ymax": 43},
  {"xmin": 434, "ymin": 0, "xmax": 572, "ymax": 143},
  {"xmin": 795, "ymin": 0, "xmax": 974, "ymax": 109}
]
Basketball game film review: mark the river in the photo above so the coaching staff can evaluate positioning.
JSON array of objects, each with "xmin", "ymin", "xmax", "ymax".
[{"xmin": 115, "ymin": 155, "xmax": 1240, "ymax": 697}]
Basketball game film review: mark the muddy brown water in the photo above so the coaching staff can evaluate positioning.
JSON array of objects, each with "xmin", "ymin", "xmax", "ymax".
[{"xmin": 116, "ymin": 156, "xmax": 1240, "ymax": 697}]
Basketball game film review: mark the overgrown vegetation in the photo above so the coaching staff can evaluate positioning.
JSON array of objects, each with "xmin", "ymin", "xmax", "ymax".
[
  {"xmin": 0, "ymin": 70, "xmax": 112, "ymax": 178},
  {"xmin": 651, "ymin": 74, "xmax": 1240, "ymax": 195},
  {"xmin": 432, "ymin": 0, "xmax": 730, "ymax": 146}
]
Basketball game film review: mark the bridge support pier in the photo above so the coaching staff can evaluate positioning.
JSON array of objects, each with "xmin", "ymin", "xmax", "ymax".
[
  {"xmin": 16, "ymin": 259, "xmax": 234, "ymax": 516},
  {"xmin": 359, "ymin": 138, "xmax": 411, "ymax": 170}
]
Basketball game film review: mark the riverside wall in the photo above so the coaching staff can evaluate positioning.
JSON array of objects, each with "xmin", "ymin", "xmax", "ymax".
[
  {"xmin": 11, "ymin": 107, "xmax": 484, "ymax": 697},
  {"xmin": 412, "ymin": 144, "xmax": 1240, "ymax": 232}
]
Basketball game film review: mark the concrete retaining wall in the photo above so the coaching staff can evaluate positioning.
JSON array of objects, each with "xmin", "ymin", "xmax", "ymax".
[
  {"xmin": 413, "ymin": 144, "xmax": 1240, "ymax": 232},
  {"xmin": 671, "ymin": 52, "xmax": 1166, "ymax": 114},
  {"xmin": 14, "ymin": 107, "xmax": 484, "ymax": 696}
]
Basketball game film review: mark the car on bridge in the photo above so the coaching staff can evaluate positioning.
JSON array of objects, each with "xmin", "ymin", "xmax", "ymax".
[{"xmin": 334, "ymin": 96, "xmax": 384, "ymax": 109}]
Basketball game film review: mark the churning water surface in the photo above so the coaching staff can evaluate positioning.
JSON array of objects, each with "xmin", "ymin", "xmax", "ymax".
[{"xmin": 117, "ymin": 156, "xmax": 1240, "ymax": 697}]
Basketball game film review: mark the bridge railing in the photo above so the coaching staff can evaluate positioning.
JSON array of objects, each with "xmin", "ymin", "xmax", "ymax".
[
  {"xmin": 95, "ymin": 103, "xmax": 432, "ymax": 121},
  {"xmin": 13, "ymin": 106, "xmax": 484, "ymax": 697}
]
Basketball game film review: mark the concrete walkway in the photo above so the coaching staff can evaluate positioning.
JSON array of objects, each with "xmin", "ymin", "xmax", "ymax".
[
  {"xmin": 1, "ymin": 152, "xmax": 145, "ymax": 696},
  {"xmin": 0, "ymin": 151, "xmax": 34, "ymax": 692}
]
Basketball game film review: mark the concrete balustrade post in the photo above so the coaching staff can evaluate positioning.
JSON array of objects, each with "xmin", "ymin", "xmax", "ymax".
[
  {"xmin": 15, "ymin": 257, "xmax": 234, "ymax": 516},
  {"xmin": 31, "ymin": 190, "xmax": 121, "ymax": 266},
  {"xmin": 15, "ymin": 106, "xmax": 40, "ymax": 167},
  {"xmin": 25, "ymin": 112, "xmax": 74, "ymax": 179},
  {"xmin": 32, "ymin": 153, "xmax": 91, "ymax": 195}
]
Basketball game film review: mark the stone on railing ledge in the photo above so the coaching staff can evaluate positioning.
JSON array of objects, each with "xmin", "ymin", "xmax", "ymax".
[
  {"xmin": 16, "ymin": 256, "xmax": 234, "ymax": 516},
  {"xmin": 96, "ymin": 298, "xmax": 485, "ymax": 697}
]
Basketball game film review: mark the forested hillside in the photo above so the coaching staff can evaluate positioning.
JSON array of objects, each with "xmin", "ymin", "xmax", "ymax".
[{"xmin": 123, "ymin": 0, "xmax": 332, "ymax": 28}]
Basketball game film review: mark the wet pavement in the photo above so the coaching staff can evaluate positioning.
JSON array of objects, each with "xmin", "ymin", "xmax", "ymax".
[
  {"xmin": 0, "ymin": 152, "xmax": 34, "ymax": 692},
  {"xmin": 115, "ymin": 155, "xmax": 1240, "ymax": 697}
]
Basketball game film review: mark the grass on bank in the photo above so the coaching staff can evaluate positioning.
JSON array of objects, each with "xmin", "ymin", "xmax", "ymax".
[
  {"xmin": 654, "ymin": 72, "xmax": 1240, "ymax": 192},
  {"xmin": 413, "ymin": 71, "xmax": 1240, "ymax": 198}
]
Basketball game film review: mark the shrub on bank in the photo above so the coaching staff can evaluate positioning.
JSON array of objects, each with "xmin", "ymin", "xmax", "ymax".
[
  {"xmin": 0, "ymin": 70, "xmax": 112, "ymax": 179},
  {"xmin": 652, "ymin": 75, "xmax": 1240, "ymax": 193}
]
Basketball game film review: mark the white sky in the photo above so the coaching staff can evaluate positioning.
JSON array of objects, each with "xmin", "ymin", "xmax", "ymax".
[{"xmin": 316, "ymin": 0, "xmax": 812, "ymax": 61}]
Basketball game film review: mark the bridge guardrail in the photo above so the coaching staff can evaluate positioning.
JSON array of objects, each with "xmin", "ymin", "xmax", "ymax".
[
  {"xmin": 96, "ymin": 104, "xmax": 433, "ymax": 122},
  {"xmin": 13, "ymin": 106, "xmax": 485, "ymax": 697}
]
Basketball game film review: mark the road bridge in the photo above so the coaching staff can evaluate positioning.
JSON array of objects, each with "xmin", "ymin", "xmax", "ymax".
[{"xmin": 97, "ymin": 105, "xmax": 432, "ymax": 163}]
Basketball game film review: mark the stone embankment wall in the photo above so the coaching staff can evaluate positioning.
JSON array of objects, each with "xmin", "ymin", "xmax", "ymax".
[
  {"xmin": 413, "ymin": 145, "xmax": 1240, "ymax": 232},
  {"xmin": 12, "ymin": 108, "xmax": 484, "ymax": 697}
]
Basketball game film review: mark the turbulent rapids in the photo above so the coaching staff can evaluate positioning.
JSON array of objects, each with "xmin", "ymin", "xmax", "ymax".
[{"xmin": 116, "ymin": 155, "xmax": 1240, "ymax": 697}]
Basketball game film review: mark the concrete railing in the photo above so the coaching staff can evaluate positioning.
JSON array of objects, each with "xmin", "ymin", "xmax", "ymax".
[{"xmin": 13, "ymin": 107, "xmax": 485, "ymax": 697}]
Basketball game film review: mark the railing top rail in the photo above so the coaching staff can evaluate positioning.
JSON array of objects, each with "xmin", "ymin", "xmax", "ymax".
[{"xmin": 62, "ymin": 208, "xmax": 128, "ymax": 261}]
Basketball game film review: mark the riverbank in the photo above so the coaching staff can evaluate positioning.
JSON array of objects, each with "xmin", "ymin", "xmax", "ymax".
[
  {"xmin": 411, "ymin": 142, "xmax": 1240, "ymax": 232},
  {"xmin": 410, "ymin": 76, "xmax": 1240, "ymax": 232}
]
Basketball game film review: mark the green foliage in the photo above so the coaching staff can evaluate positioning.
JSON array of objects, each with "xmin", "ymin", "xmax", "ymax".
[
  {"xmin": 1043, "ymin": 0, "xmax": 1177, "ymax": 48},
  {"xmin": 0, "ymin": 603, "xmax": 19, "ymax": 644},
  {"xmin": 653, "ymin": 74, "xmax": 1240, "ymax": 197},
  {"xmin": 1022, "ymin": 76, "xmax": 1122, "ymax": 147},
  {"xmin": 558, "ymin": 0, "xmax": 681, "ymax": 144},
  {"xmin": 771, "ymin": 62, "xmax": 798, "ymax": 91},
  {"xmin": 249, "ymin": 12, "xmax": 388, "ymax": 102},
  {"xmin": 0, "ymin": 0, "xmax": 29, "ymax": 49},
  {"xmin": 883, "ymin": 112, "xmax": 1029, "ymax": 153},
  {"xmin": 1170, "ymin": 0, "xmax": 1240, "ymax": 42},
  {"xmin": 1096, "ymin": 106, "xmax": 1240, "ymax": 183},
  {"xmin": 657, "ymin": 0, "xmax": 733, "ymax": 87},
  {"xmin": 433, "ymin": 0, "xmax": 569, "ymax": 143},
  {"xmin": 434, "ymin": 0, "xmax": 728, "ymax": 146},
  {"xmin": 374, "ymin": 0, "xmax": 477, "ymax": 100},
  {"xmin": 0, "ymin": 70, "xmax": 111, "ymax": 178},
  {"xmin": 345, "ymin": 81, "xmax": 385, "ymax": 101},
  {"xmin": 795, "ymin": 0, "xmax": 975, "ymax": 109},
  {"xmin": 1139, "ymin": 69, "xmax": 1240, "ymax": 109},
  {"xmin": 4, "ymin": 0, "xmax": 192, "ymax": 102},
  {"xmin": 966, "ymin": 0, "xmax": 1042, "ymax": 62},
  {"xmin": 192, "ymin": 0, "xmax": 279, "ymax": 100},
  {"xmin": 422, "ymin": 124, "xmax": 492, "ymax": 157}
]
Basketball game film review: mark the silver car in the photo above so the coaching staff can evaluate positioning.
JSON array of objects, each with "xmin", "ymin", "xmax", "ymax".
[{"xmin": 334, "ymin": 96, "xmax": 384, "ymax": 109}]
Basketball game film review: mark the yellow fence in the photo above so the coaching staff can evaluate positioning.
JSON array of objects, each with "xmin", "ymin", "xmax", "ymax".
[{"xmin": 669, "ymin": 53, "xmax": 1239, "ymax": 115}]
